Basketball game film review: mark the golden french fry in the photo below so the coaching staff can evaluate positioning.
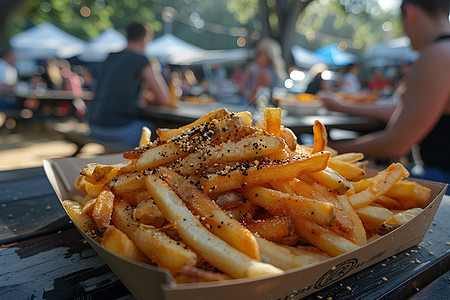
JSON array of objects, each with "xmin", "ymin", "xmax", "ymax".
[
  {"xmin": 312, "ymin": 120, "xmax": 328, "ymax": 154},
  {"xmin": 92, "ymin": 188, "xmax": 115, "ymax": 228},
  {"xmin": 156, "ymin": 108, "xmax": 230, "ymax": 141},
  {"xmin": 255, "ymin": 236, "xmax": 327, "ymax": 270},
  {"xmin": 144, "ymin": 173, "xmax": 283, "ymax": 278},
  {"xmin": 134, "ymin": 142, "xmax": 187, "ymax": 172},
  {"xmin": 81, "ymin": 163, "xmax": 121, "ymax": 185},
  {"xmin": 102, "ymin": 225, "xmax": 151, "ymax": 264},
  {"xmin": 374, "ymin": 195, "xmax": 403, "ymax": 210},
  {"xmin": 75, "ymin": 175, "xmax": 106, "ymax": 198},
  {"xmin": 333, "ymin": 152, "xmax": 364, "ymax": 163},
  {"xmin": 159, "ymin": 167, "xmax": 260, "ymax": 260},
  {"xmin": 349, "ymin": 163, "xmax": 410, "ymax": 209},
  {"xmin": 139, "ymin": 126, "xmax": 152, "ymax": 147},
  {"xmin": 133, "ymin": 199, "xmax": 165, "ymax": 227},
  {"xmin": 385, "ymin": 180, "xmax": 431, "ymax": 208},
  {"xmin": 291, "ymin": 217, "xmax": 359, "ymax": 257},
  {"xmin": 299, "ymin": 175, "xmax": 355, "ymax": 234},
  {"xmin": 383, "ymin": 207, "xmax": 423, "ymax": 226},
  {"xmin": 241, "ymin": 186, "xmax": 335, "ymax": 227},
  {"xmin": 308, "ymin": 167, "xmax": 351, "ymax": 195},
  {"xmin": 279, "ymin": 126, "xmax": 298, "ymax": 151},
  {"xmin": 199, "ymin": 151, "xmax": 330, "ymax": 194},
  {"xmin": 328, "ymin": 158, "xmax": 366, "ymax": 182},
  {"xmin": 264, "ymin": 107, "xmax": 282, "ymax": 136},
  {"xmin": 245, "ymin": 216, "xmax": 292, "ymax": 242},
  {"xmin": 173, "ymin": 135, "xmax": 287, "ymax": 175},
  {"xmin": 336, "ymin": 195, "xmax": 367, "ymax": 246},
  {"xmin": 112, "ymin": 200, "xmax": 197, "ymax": 271},
  {"xmin": 356, "ymin": 206, "xmax": 394, "ymax": 231},
  {"xmin": 62, "ymin": 200, "xmax": 96, "ymax": 233},
  {"xmin": 109, "ymin": 172, "xmax": 146, "ymax": 194}
]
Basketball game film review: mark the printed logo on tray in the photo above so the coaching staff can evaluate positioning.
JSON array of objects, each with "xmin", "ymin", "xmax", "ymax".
[
  {"xmin": 314, "ymin": 258, "xmax": 359, "ymax": 289},
  {"xmin": 278, "ymin": 258, "xmax": 361, "ymax": 299}
]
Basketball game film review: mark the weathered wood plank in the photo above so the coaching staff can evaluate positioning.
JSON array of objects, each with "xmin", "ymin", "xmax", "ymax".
[
  {"xmin": 0, "ymin": 195, "xmax": 68, "ymax": 244},
  {"xmin": 0, "ymin": 228, "xmax": 131, "ymax": 300}
]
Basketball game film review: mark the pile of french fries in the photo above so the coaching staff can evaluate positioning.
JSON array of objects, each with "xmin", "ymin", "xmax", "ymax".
[{"xmin": 63, "ymin": 108, "xmax": 431, "ymax": 283}]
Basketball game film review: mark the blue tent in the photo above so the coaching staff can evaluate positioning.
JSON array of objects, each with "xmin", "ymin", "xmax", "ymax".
[
  {"xmin": 314, "ymin": 43, "xmax": 358, "ymax": 66},
  {"xmin": 291, "ymin": 45, "xmax": 328, "ymax": 69}
]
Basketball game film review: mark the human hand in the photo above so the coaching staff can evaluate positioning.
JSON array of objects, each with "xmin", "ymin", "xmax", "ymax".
[{"xmin": 317, "ymin": 91, "xmax": 344, "ymax": 112}]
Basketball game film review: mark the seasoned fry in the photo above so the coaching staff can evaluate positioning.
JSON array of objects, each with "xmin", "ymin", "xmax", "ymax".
[
  {"xmin": 356, "ymin": 206, "xmax": 393, "ymax": 231},
  {"xmin": 349, "ymin": 163, "xmax": 409, "ymax": 209},
  {"xmin": 173, "ymin": 135, "xmax": 287, "ymax": 175},
  {"xmin": 92, "ymin": 188, "xmax": 115, "ymax": 228},
  {"xmin": 312, "ymin": 120, "xmax": 328, "ymax": 153},
  {"xmin": 145, "ymin": 174, "xmax": 283, "ymax": 278},
  {"xmin": 328, "ymin": 158, "xmax": 366, "ymax": 182},
  {"xmin": 62, "ymin": 200, "xmax": 96, "ymax": 233},
  {"xmin": 199, "ymin": 151, "xmax": 330, "ymax": 194},
  {"xmin": 102, "ymin": 225, "xmax": 151, "ymax": 263},
  {"xmin": 308, "ymin": 167, "xmax": 351, "ymax": 195},
  {"xmin": 157, "ymin": 108, "xmax": 230, "ymax": 141},
  {"xmin": 241, "ymin": 186, "xmax": 335, "ymax": 227},
  {"xmin": 133, "ymin": 199, "xmax": 165, "ymax": 227},
  {"xmin": 385, "ymin": 180, "xmax": 431, "ymax": 208},
  {"xmin": 134, "ymin": 142, "xmax": 188, "ymax": 171},
  {"xmin": 264, "ymin": 107, "xmax": 282, "ymax": 136},
  {"xmin": 81, "ymin": 163, "xmax": 121, "ymax": 185},
  {"xmin": 245, "ymin": 216, "xmax": 292, "ymax": 242},
  {"xmin": 291, "ymin": 217, "xmax": 359, "ymax": 257},
  {"xmin": 333, "ymin": 152, "xmax": 365, "ymax": 163},
  {"xmin": 255, "ymin": 236, "xmax": 327, "ymax": 270},
  {"xmin": 139, "ymin": 126, "xmax": 152, "ymax": 147},
  {"xmin": 112, "ymin": 200, "xmax": 197, "ymax": 271},
  {"xmin": 336, "ymin": 195, "xmax": 367, "ymax": 246},
  {"xmin": 159, "ymin": 167, "xmax": 260, "ymax": 260}
]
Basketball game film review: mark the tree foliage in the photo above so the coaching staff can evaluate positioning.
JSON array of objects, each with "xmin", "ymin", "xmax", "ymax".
[{"xmin": 11, "ymin": 0, "xmax": 163, "ymax": 40}]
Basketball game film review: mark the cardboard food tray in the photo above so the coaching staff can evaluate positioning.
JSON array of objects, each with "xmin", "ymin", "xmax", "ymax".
[{"xmin": 43, "ymin": 154, "xmax": 448, "ymax": 300}]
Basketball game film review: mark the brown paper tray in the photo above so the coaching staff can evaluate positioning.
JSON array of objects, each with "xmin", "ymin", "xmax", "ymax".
[{"xmin": 43, "ymin": 154, "xmax": 447, "ymax": 300}]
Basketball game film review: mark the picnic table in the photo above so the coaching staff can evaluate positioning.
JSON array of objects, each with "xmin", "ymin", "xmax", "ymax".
[
  {"xmin": 0, "ymin": 166, "xmax": 448, "ymax": 299},
  {"xmin": 139, "ymin": 101, "xmax": 386, "ymax": 139}
]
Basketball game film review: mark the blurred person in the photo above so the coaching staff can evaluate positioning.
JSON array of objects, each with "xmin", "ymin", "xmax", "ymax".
[
  {"xmin": 230, "ymin": 66, "xmax": 243, "ymax": 86},
  {"xmin": 319, "ymin": 0, "xmax": 450, "ymax": 183},
  {"xmin": 208, "ymin": 64, "xmax": 227, "ymax": 98},
  {"xmin": 88, "ymin": 21, "xmax": 170, "ymax": 147},
  {"xmin": 305, "ymin": 63, "xmax": 332, "ymax": 95},
  {"xmin": 237, "ymin": 38, "xmax": 286, "ymax": 104},
  {"xmin": 0, "ymin": 47, "xmax": 17, "ymax": 87},
  {"xmin": 0, "ymin": 47, "xmax": 19, "ymax": 109},
  {"xmin": 339, "ymin": 63, "xmax": 361, "ymax": 93},
  {"xmin": 368, "ymin": 69, "xmax": 391, "ymax": 95}
]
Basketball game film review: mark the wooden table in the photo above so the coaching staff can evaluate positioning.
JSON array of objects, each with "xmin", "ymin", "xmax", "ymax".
[
  {"xmin": 139, "ymin": 102, "xmax": 386, "ymax": 137},
  {"xmin": 0, "ymin": 166, "xmax": 448, "ymax": 299}
]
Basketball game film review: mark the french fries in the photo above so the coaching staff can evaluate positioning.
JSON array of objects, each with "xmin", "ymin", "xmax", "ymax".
[{"xmin": 65, "ymin": 108, "xmax": 431, "ymax": 283}]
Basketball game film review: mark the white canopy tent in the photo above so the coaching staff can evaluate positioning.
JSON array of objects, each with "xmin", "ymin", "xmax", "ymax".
[
  {"xmin": 10, "ymin": 22, "xmax": 86, "ymax": 60},
  {"xmin": 365, "ymin": 36, "xmax": 419, "ymax": 66},
  {"xmin": 78, "ymin": 28, "xmax": 127, "ymax": 62},
  {"xmin": 144, "ymin": 33, "xmax": 202, "ymax": 64},
  {"xmin": 169, "ymin": 48, "xmax": 251, "ymax": 66}
]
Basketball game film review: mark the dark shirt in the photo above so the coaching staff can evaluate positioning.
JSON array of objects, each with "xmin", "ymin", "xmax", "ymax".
[
  {"xmin": 305, "ymin": 74, "xmax": 324, "ymax": 95},
  {"xmin": 420, "ymin": 114, "xmax": 450, "ymax": 171},
  {"xmin": 88, "ymin": 50, "xmax": 149, "ymax": 127}
]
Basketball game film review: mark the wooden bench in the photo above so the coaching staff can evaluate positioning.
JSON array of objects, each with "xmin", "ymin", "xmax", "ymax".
[{"xmin": 51, "ymin": 121, "xmax": 132, "ymax": 156}]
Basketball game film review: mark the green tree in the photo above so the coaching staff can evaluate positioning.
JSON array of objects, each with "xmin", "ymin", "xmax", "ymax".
[
  {"xmin": 227, "ymin": 0, "xmax": 401, "ymax": 67},
  {"xmin": 10, "ymin": 0, "xmax": 164, "ymax": 40}
]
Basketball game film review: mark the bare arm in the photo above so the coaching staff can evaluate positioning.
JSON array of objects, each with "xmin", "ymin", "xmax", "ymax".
[
  {"xmin": 141, "ymin": 64, "xmax": 170, "ymax": 106},
  {"xmin": 328, "ymin": 45, "xmax": 450, "ymax": 158},
  {"xmin": 247, "ymin": 68, "xmax": 272, "ymax": 103},
  {"xmin": 319, "ymin": 91, "xmax": 396, "ymax": 123},
  {"xmin": 237, "ymin": 65, "xmax": 253, "ymax": 96}
]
